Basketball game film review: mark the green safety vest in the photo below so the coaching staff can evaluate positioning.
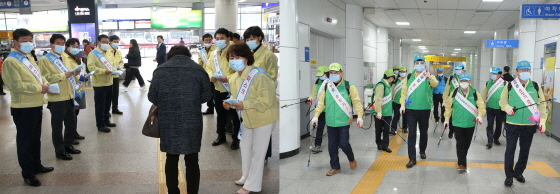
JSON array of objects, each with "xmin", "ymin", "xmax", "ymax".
[
  {"xmin": 451, "ymin": 88, "xmax": 477, "ymax": 128},
  {"xmin": 506, "ymin": 80, "xmax": 539, "ymax": 125},
  {"xmin": 393, "ymin": 78, "xmax": 405, "ymax": 104},
  {"xmin": 372, "ymin": 80, "xmax": 393, "ymax": 116},
  {"xmin": 486, "ymin": 79, "xmax": 505, "ymax": 109},
  {"xmin": 324, "ymin": 81, "xmax": 353, "ymax": 127},
  {"xmin": 405, "ymin": 73, "xmax": 433, "ymax": 110}
]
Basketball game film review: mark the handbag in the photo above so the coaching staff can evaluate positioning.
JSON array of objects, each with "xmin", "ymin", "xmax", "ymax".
[{"xmin": 142, "ymin": 104, "xmax": 160, "ymax": 138}]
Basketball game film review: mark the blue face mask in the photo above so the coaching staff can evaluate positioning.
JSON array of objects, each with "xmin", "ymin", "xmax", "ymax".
[
  {"xmin": 399, "ymin": 73, "xmax": 407, "ymax": 78},
  {"xmin": 19, "ymin": 42, "xmax": 34, "ymax": 54},
  {"xmin": 70, "ymin": 48, "xmax": 80, "ymax": 55},
  {"xmin": 246, "ymin": 40, "xmax": 259, "ymax": 50},
  {"xmin": 455, "ymin": 70, "xmax": 463, "ymax": 75},
  {"xmin": 394, "ymin": 71, "xmax": 399, "ymax": 75},
  {"xmin": 519, "ymin": 72, "xmax": 531, "ymax": 81},
  {"xmin": 229, "ymin": 59, "xmax": 246, "ymax": 72},
  {"xmin": 437, "ymin": 73, "xmax": 443, "ymax": 77},
  {"xmin": 490, "ymin": 74, "xmax": 497, "ymax": 80},
  {"xmin": 54, "ymin": 45, "xmax": 65, "ymax": 54},
  {"xmin": 415, "ymin": 65, "xmax": 426, "ymax": 72},
  {"xmin": 111, "ymin": 43, "xmax": 119, "ymax": 49},
  {"xmin": 216, "ymin": 40, "xmax": 227, "ymax": 49},
  {"xmin": 319, "ymin": 75, "xmax": 327, "ymax": 80},
  {"xmin": 329, "ymin": 74, "xmax": 341, "ymax": 83}
]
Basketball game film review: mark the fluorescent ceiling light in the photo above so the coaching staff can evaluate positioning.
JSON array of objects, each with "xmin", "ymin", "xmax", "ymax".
[
  {"xmin": 482, "ymin": 0, "xmax": 503, "ymax": 2},
  {"xmin": 412, "ymin": 39, "xmax": 421, "ymax": 41},
  {"xmin": 454, "ymin": 48, "xmax": 461, "ymax": 50},
  {"xmin": 418, "ymin": 46, "xmax": 426, "ymax": 48},
  {"xmin": 451, "ymin": 54, "xmax": 457, "ymax": 56},
  {"xmin": 239, "ymin": 0, "xmax": 247, "ymax": 2},
  {"xmin": 464, "ymin": 31, "xmax": 476, "ymax": 34},
  {"xmin": 396, "ymin": 22, "xmax": 410, "ymax": 25},
  {"xmin": 453, "ymin": 52, "xmax": 459, "ymax": 53}
]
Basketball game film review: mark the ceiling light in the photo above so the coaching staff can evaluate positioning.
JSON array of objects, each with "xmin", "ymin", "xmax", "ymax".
[
  {"xmin": 396, "ymin": 22, "xmax": 410, "ymax": 25},
  {"xmin": 451, "ymin": 54, "xmax": 457, "ymax": 56},
  {"xmin": 482, "ymin": 0, "xmax": 503, "ymax": 2},
  {"xmin": 464, "ymin": 31, "xmax": 476, "ymax": 34},
  {"xmin": 453, "ymin": 52, "xmax": 459, "ymax": 53},
  {"xmin": 418, "ymin": 46, "xmax": 426, "ymax": 48},
  {"xmin": 239, "ymin": 0, "xmax": 247, "ymax": 2},
  {"xmin": 454, "ymin": 48, "xmax": 461, "ymax": 50},
  {"xmin": 412, "ymin": 39, "xmax": 421, "ymax": 41}
]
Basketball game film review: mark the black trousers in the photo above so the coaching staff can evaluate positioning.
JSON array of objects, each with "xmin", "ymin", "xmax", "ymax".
[
  {"xmin": 315, "ymin": 112, "xmax": 326, "ymax": 146},
  {"xmin": 47, "ymin": 100, "xmax": 77, "ymax": 154},
  {"xmin": 375, "ymin": 116, "xmax": 391, "ymax": 148},
  {"xmin": 391, "ymin": 102, "xmax": 408, "ymax": 131},
  {"xmin": 214, "ymin": 90, "xmax": 240, "ymax": 140},
  {"xmin": 454, "ymin": 126, "xmax": 475, "ymax": 166},
  {"xmin": 205, "ymin": 83, "xmax": 215, "ymax": 111},
  {"xmin": 93, "ymin": 86, "xmax": 113, "ymax": 128},
  {"xmin": 112, "ymin": 78, "xmax": 120, "ymax": 110},
  {"xmin": 406, "ymin": 109, "xmax": 430, "ymax": 160},
  {"xmin": 166, "ymin": 153, "xmax": 200, "ymax": 194},
  {"xmin": 11, "ymin": 106, "xmax": 43, "ymax": 178},
  {"xmin": 123, "ymin": 68, "xmax": 145, "ymax": 87},
  {"xmin": 432, "ymin": 94, "xmax": 445, "ymax": 123},
  {"xmin": 0, "ymin": 74, "xmax": 5, "ymax": 92},
  {"xmin": 486, "ymin": 107, "xmax": 505, "ymax": 143},
  {"xmin": 504, "ymin": 124, "xmax": 536, "ymax": 178}
]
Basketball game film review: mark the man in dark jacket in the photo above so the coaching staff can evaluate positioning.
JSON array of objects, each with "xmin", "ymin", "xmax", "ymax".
[
  {"xmin": 502, "ymin": 66, "xmax": 514, "ymax": 82},
  {"xmin": 153, "ymin": 35, "xmax": 167, "ymax": 66}
]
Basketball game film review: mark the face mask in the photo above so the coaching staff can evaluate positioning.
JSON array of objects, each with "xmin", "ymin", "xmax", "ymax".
[
  {"xmin": 490, "ymin": 74, "xmax": 497, "ymax": 80},
  {"xmin": 100, "ymin": 44, "xmax": 109, "ymax": 51},
  {"xmin": 229, "ymin": 59, "xmax": 246, "ymax": 72},
  {"xmin": 329, "ymin": 74, "xmax": 341, "ymax": 83},
  {"xmin": 246, "ymin": 40, "xmax": 258, "ymax": 50},
  {"xmin": 438, "ymin": 73, "xmax": 443, "ymax": 77},
  {"xmin": 216, "ymin": 40, "xmax": 227, "ymax": 49},
  {"xmin": 399, "ymin": 73, "xmax": 407, "ymax": 78},
  {"xmin": 519, "ymin": 72, "xmax": 531, "ymax": 81},
  {"xmin": 111, "ymin": 43, "xmax": 119, "ymax": 49},
  {"xmin": 19, "ymin": 42, "xmax": 34, "ymax": 54},
  {"xmin": 455, "ymin": 70, "xmax": 462, "ymax": 75},
  {"xmin": 415, "ymin": 65, "xmax": 425, "ymax": 72},
  {"xmin": 319, "ymin": 75, "xmax": 327, "ymax": 81},
  {"xmin": 460, "ymin": 82, "xmax": 469, "ymax": 89},
  {"xmin": 204, "ymin": 43, "xmax": 212, "ymax": 48},
  {"xmin": 394, "ymin": 71, "xmax": 399, "ymax": 75},
  {"xmin": 69, "ymin": 48, "xmax": 80, "ymax": 55},
  {"xmin": 54, "ymin": 45, "xmax": 65, "ymax": 54}
]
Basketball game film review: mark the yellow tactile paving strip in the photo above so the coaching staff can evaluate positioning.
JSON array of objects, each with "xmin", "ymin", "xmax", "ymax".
[
  {"xmin": 351, "ymin": 130, "xmax": 560, "ymax": 194},
  {"xmin": 158, "ymin": 139, "xmax": 187, "ymax": 194}
]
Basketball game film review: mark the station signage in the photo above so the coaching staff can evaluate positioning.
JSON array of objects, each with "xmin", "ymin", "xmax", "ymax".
[
  {"xmin": 521, "ymin": 4, "xmax": 560, "ymax": 19},
  {"xmin": 424, "ymin": 56, "xmax": 466, "ymax": 62},
  {"xmin": 486, "ymin": 40, "xmax": 519, "ymax": 48},
  {"xmin": 0, "ymin": 0, "xmax": 30, "ymax": 9},
  {"xmin": 67, "ymin": 0, "xmax": 98, "ymax": 24}
]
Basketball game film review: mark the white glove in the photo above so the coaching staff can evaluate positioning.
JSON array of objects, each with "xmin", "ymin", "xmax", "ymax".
[
  {"xmin": 311, "ymin": 117, "xmax": 319, "ymax": 127},
  {"xmin": 505, "ymin": 107, "xmax": 514, "ymax": 116},
  {"xmin": 443, "ymin": 121, "xmax": 449, "ymax": 128},
  {"xmin": 400, "ymin": 107, "xmax": 405, "ymax": 115},
  {"xmin": 475, "ymin": 117, "xmax": 484, "ymax": 125},
  {"xmin": 357, "ymin": 118, "xmax": 364, "ymax": 128},
  {"xmin": 539, "ymin": 123, "xmax": 546, "ymax": 133}
]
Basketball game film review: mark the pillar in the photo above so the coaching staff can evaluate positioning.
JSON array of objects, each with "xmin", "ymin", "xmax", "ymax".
[
  {"xmin": 394, "ymin": 38, "xmax": 402, "ymax": 66},
  {"xmin": 279, "ymin": 0, "xmax": 300, "ymax": 158},
  {"xmin": 401, "ymin": 44, "xmax": 410, "ymax": 70},
  {"xmin": 478, "ymin": 40, "xmax": 492, "ymax": 90},
  {"xmin": 193, "ymin": 2, "xmax": 205, "ymax": 39},
  {"xmin": 376, "ymin": 27, "xmax": 389, "ymax": 82},
  {"xmin": 492, "ymin": 29, "xmax": 508, "ymax": 67},
  {"xmin": 345, "ymin": 4, "xmax": 364, "ymax": 98},
  {"xmin": 518, "ymin": 19, "xmax": 537, "ymax": 80},
  {"xmin": 67, "ymin": 0, "xmax": 102, "ymax": 44},
  {"xmin": 215, "ymin": 0, "xmax": 238, "ymax": 32}
]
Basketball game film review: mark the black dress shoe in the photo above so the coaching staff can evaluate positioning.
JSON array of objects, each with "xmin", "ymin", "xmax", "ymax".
[
  {"xmin": 494, "ymin": 139, "xmax": 501, "ymax": 145},
  {"xmin": 389, "ymin": 130, "xmax": 397, "ymax": 135},
  {"xmin": 420, "ymin": 153, "xmax": 427, "ymax": 159},
  {"xmin": 24, "ymin": 176, "xmax": 41, "ymax": 187},
  {"xmin": 504, "ymin": 177, "xmax": 513, "ymax": 186},
  {"xmin": 231, "ymin": 140, "xmax": 240, "ymax": 150},
  {"xmin": 448, "ymin": 133, "xmax": 454, "ymax": 139},
  {"xmin": 72, "ymin": 140, "xmax": 80, "ymax": 145},
  {"xmin": 35, "ymin": 167, "xmax": 54, "ymax": 174},
  {"xmin": 75, "ymin": 133, "xmax": 85, "ymax": 140},
  {"xmin": 382, "ymin": 147, "xmax": 392, "ymax": 153},
  {"xmin": 514, "ymin": 173, "xmax": 525, "ymax": 183},
  {"xmin": 65, "ymin": 146, "xmax": 81, "ymax": 154},
  {"xmin": 98, "ymin": 126, "xmax": 111, "ymax": 133},
  {"xmin": 406, "ymin": 160, "xmax": 417, "ymax": 168},
  {"xmin": 112, "ymin": 110, "xmax": 123, "ymax": 115},
  {"xmin": 56, "ymin": 152, "xmax": 73, "ymax": 160},
  {"xmin": 0, "ymin": 92, "xmax": 6, "ymax": 95},
  {"xmin": 486, "ymin": 143, "xmax": 492, "ymax": 149},
  {"xmin": 377, "ymin": 147, "xmax": 383, "ymax": 150},
  {"xmin": 212, "ymin": 137, "xmax": 226, "ymax": 146},
  {"xmin": 105, "ymin": 122, "xmax": 117, "ymax": 127}
]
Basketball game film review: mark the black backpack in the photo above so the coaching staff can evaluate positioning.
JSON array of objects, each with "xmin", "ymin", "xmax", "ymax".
[
  {"xmin": 370, "ymin": 81, "xmax": 386, "ymax": 105},
  {"xmin": 506, "ymin": 81, "xmax": 540, "ymax": 98}
]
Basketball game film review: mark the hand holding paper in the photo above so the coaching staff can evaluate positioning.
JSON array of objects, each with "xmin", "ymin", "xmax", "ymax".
[
  {"xmin": 72, "ymin": 64, "xmax": 86, "ymax": 72},
  {"xmin": 213, "ymin": 73, "xmax": 223, "ymax": 79},
  {"xmin": 85, "ymin": 71, "xmax": 95, "ymax": 78},
  {"xmin": 224, "ymin": 99, "xmax": 239, "ymax": 104},
  {"xmin": 111, "ymin": 70, "xmax": 123, "ymax": 75},
  {"xmin": 48, "ymin": 83, "xmax": 60, "ymax": 93}
]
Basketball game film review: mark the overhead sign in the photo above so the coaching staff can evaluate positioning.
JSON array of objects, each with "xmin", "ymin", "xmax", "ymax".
[
  {"xmin": 262, "ymin": 3, "xmax": 279, "ymax": 9},
  {"xmin": 0, "ymin": 0, "xmax": 30, "ymax": 9},
  {"xmin": 521, "ymin": 4, "xmax": 560, "ymax": 19},
  {"xmin": 424, "ymin": 56, "xmax": 466, "ymax": 62},
  {"xmin": 486, "ymin": 40, "xmax": 519, "ymax": 48},
  {"xmin": 151, "ymin": 10, "xmax": 202, "ymax": 29},
  {"xmin": 432, "ymin": 65, "xmax": 451, "ymax": 68}
]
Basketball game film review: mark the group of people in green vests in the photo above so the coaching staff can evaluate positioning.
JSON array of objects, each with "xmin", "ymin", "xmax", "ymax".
[{"xmin": 307, "ymin": 55, "xmax": 548, "ymax": 187}]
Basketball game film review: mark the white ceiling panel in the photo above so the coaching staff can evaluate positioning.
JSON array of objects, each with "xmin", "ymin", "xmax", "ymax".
[
  {"xmin": 457, "ymin": 0, "xmax": 481, "ymax": 10},
  {"xmin": 438, "ymin": 0, "xmax": 459, "ymax": 9},
  {"xmin": 374, "ymin": 0, "xmax": 399, "ymax": 8},
  {"xmin": 395, "ymin": 0, "xmax": 419, "ymax": 9}
]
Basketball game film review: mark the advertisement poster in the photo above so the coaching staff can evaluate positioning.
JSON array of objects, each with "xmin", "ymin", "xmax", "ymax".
[
  {"xmin": 151, "ymin": 10, "xmax": 202, "ymax": 29},
  {"xmin": 544, "ymin": 57, "xmax": 555, "ymax": 131},
  {"xmin": 70, "ymin": 23, "xmax": 96, "ymax": 43},
  {"xmin": 363, "ymin": 62, "xmax": 375, "ymax": 86}
]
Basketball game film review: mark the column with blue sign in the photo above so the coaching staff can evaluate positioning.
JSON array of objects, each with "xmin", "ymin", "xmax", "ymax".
[
  {"xmin": 521, "ymin": 4, "xmax": 560, "ymax": 19},
  {"xmin": 304, "ymin": 47, "xmax": 310, "ymax": 62},
  {"xmin": 486, "ymin": 40, "xmax": 519, "ymax": 48}
]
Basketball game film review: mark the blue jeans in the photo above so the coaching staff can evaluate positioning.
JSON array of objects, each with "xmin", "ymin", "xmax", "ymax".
[{"xmin": 327, "ymin": 125, "xmax": 355, "ymax": 170}]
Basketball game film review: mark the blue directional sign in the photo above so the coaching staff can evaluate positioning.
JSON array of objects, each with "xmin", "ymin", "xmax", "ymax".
[
  {"xmin": 521, "ymin": 4, "xmax": 560, "ymax": 19},
  {"xmin": 486, "ymin": 40, "xmax": 519, "ymax": 48},
  {"xmin": 0, "ymin": 0, "xmax": 31, "ymax": 9},
  {"xmin": 304, "ymin": 47, "xmax": 310, "ymax": 62}
]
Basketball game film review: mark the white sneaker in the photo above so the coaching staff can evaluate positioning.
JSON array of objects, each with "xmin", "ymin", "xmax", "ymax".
[{"xmin": 140, "ymin": 86, "xmax": 148, "ymax": 91}]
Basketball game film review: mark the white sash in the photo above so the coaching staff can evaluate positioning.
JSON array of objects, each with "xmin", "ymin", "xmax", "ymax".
[
  {"xmin": 487, "ymin": 78, "xmax": 505, "ymax": 102},
  {"xmin": 325, "ymin": 80, "xmax": 353, "ymax": 119},
  {"xmin": 212, "ymin": 49, "xmax": 231, "ymax": 93},
  {"xmin": 394, "ymin": 80, "xmax": 404, "ymax": 95},
  {"xmin": 511, "ymin": 78, "xmax": 540, "ymax": 121},
  {"xmin": 199, "ymin": 48, "xmax": 209, "ymax": 64},
  {"xmin": 90, "ymin": 49, "xmax": 113, "ymax": 71},
  {"xmin": 451, "ymin": 76, "xmax": 459, "ymax": 89},
  {"xmin": 314, "ymin": 80, "xmax": 328, "ymax": 108},
  {"xmin": 406, "ymin": 70, "xmax": 429, "ymax": 98},
  {"xmin": 8, "ymin": 51, "xmax": 42, "ymax": 84},
  {"xmin": 45, "ymin": 53, "xmax": 78, "ymax": 91},
  {"xmin": 455, "ymin": 89, "xmax": 478, "ymax": 117},
  {"xmin": 236, "ymin": 67, "xmax": 268, "ymax": 140}
]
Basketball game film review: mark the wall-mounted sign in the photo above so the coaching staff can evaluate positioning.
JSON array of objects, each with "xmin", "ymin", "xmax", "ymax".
[
  {"xmin": 190, "ymin": 36, "xmax": 199, "ymax": 43},
  {"xmin": 325, "ymin": 17, "xmax": 332, "ymax": 23},
  {"xmin": 0, "ymin": 0, "xmax": 30, "ymax": 9},
  {"xmin": 310, "ymin": 60, "xmax": 317, "ymax": 65},
  {"xmin": 74, "ymin": 6, "xmax": 90, "ymax": 16},
  {"xmin": 521, "ymin": 4, "xmax": 560, "ymax": 19},
  {"xmin": 67, "ymin": 0, "xmax": 98, "ymax": 24},
  {"xmin": 486, "ymin": 40, "xmax": 519, "ymax": 48},
  {"xmin": 424, "ymin": 56, "xmax": 466, "ymax": 62},
  {"xmin": 151, "ymin": 10, "xmax": 202, "ymax": 29},
  {"xmin": 262, "ymin": 3, "xmax": 279, "ymax": 9},
  {"xmin": 0, "ymin": 31, "xmax": 13, "ymax": 39},
  {"xmin": 304, "ymin": 47, "xmax": 310, "ymax": 62}
]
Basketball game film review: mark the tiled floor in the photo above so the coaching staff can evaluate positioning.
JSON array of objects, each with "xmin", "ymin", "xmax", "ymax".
[{"xmin": 0, "ymin": 57, "xmax": 279, "ymax": 194}]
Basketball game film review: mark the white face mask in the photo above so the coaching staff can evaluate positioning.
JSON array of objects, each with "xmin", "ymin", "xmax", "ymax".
[
  {"xmin": 455, "ymin": 70, "xmax": 462, "ymax": 75},
  {"xmin": 100, "ymin": 44, "xmax": 109, "ymax": 51},
  {"xmin": 460, "ymin": 82, "xmax": 469, "ymax": 89},
  {"xmin": 204, "ymin": 43, "xmax": 212, "ymax": 48}
]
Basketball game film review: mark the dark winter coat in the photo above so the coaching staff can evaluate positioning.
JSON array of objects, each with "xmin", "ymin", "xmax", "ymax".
[
  {"xmin": 126, "ymin": 48, "xmax": 142, "ymax": 67},
  {"xmin": 148, "ymin": 55, "xmax": 212, "ymax": 155}
]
